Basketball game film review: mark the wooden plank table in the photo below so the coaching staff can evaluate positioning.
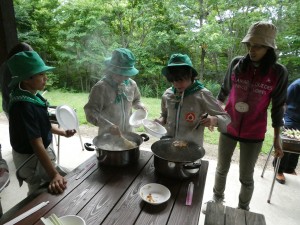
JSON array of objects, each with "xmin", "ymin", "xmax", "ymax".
[
  {"xmin": 1, "ymin": 150, "xmax": 208, "ymax": 225},
  {"xmin": 204, "ymin": 202, "xmax": 266, "ymax": 225}
]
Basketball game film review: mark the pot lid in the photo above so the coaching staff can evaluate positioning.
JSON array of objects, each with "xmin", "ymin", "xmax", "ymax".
[{"xmin": 151, "ymin": 138, "xmax": 205, "ymax": 162}]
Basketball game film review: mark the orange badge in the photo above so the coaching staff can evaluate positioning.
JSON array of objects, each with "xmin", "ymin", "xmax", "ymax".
[{"xmin": 185, "ymin": 112, "xmax": 196, "ymax": 122}]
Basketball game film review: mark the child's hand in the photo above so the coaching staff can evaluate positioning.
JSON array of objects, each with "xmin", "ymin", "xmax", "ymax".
[
  {"xmin": 109, "ymin": 125, "xmax": 121, "ymax": 136},
  {"xmin": 137, "ymin": 105, "xmax": 148, "ymax": 112},
  {"xmin": 200, "ymin": 115, "xmax": 217, "ymax": 131},
  {"xmin": 48, "ymin": 173, "xmax": 67, "ymax": 194},
  {"xmin": 154, "ymin": 118, "xmax": 165, "ymax": 125},
  {"xmin": 64, "ymin": 129, "xmax": 76, "ymax": 137}
]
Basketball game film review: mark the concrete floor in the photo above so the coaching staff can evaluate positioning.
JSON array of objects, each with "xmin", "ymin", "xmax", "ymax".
[{"xmin": 1, "ymin": 121, "xmax": 300, "ymax": 225}]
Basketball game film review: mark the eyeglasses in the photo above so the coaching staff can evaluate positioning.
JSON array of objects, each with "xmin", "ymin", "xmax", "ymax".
[{"xmin": 246, "ymin": 43, "xmax": 267, "ymax": 50}]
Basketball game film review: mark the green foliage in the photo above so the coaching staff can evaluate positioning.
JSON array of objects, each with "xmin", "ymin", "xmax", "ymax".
[
  {"xmin": 203, "ymin": 79, "xmax": 221, "ymax": 97},
  {"xmin": 12, "ymin": 0, "xmax": 300, "ymax": 93},
  {"xmin": 135, "ymin": 72, "xmax": 169, "ymax": 98}
]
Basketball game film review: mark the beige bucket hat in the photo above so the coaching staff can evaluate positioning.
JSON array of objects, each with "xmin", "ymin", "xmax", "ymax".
[{"xmin": 241, "ymin": 21, "xmax": 277, "ymax": 49}]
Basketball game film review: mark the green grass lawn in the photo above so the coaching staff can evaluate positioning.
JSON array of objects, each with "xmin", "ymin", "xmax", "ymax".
[{"xmin": 0, "ymin": 90, "xmax": 273, "ymax": 154}]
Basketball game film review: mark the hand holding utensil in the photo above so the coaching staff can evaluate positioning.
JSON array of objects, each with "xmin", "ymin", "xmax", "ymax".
[
  {"xmin": 110, "ymin": 125, "xmax": 136, "ymax": 149},
  {"xmin": 193, "ymin": 113, "xmax": 209, "ymax": 130}
]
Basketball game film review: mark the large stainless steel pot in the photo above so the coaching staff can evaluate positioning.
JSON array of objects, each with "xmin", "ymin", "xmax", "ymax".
[
  {"xmin": 151, "ymin": 138, "xmax": 205, "ymax": 179},
  {"xmin": 84, "ymin": 132, "xmax": 149, "ymax": 166}
]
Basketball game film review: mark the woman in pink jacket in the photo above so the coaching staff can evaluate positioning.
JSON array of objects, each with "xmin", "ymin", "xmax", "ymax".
[{"xmin": 203, "ymin": 21, "xmax": 288, "ymax": 212}]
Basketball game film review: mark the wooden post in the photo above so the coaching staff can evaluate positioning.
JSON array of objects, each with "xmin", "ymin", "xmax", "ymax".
[{"xmin": 0, "ymin": 0, "xmax": 18, "ymax": 65}]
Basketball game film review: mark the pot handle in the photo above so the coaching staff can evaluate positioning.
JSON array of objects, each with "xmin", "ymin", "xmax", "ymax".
[
  {"xmin": 160, "ymin": 135, "xmax": 173, "ymax": 140},
  {"xmin": 183, "ymin": 162, "xmax": 201, "ymax": 170},
  {"xmin": 140, "ymin": 133, "xmax": 150, "ymax": 142},
  {"xmin": 84, "ymin": 143, "xmax": 96, "ymax": 151}
]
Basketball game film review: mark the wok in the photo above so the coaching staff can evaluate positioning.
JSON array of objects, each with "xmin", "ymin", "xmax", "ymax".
[{"xmin": 151, "ymin": 137, "xmax": 205, "ymax": 179}]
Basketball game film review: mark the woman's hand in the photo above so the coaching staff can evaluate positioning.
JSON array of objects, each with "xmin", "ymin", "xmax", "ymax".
[
  {"xmin": 273, "ymin": 127, "xmax": 284, "ymax": 158},
  {"xmin": 273, "ymin": 137, "xmax": 284, "ymax": 158},
  {"xmin": 48, "ymin": 173, "xmax": 67, "ymax": 194}
]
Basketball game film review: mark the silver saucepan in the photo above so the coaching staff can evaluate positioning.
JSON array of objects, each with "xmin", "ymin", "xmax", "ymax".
[
  {"xmin": 84, "ymin": 132, "xmax": 149, "ymax": 166},
  {"xmin": 151, "ymin": 137, "xmax": 205, "ymax": 179}
]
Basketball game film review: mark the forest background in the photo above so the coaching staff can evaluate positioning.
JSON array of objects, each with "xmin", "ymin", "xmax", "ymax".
[
  {"xmin": 1, "ymin": 0, "xmax": 299, "ymax": 153},
  {"xmin": 12, "ymin": 0, "xmax": 300, "ymax": 97}
]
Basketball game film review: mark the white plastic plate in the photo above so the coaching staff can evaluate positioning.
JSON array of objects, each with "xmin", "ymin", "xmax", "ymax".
[
  {"xmin": 139, "ymin": 183, "xmax": 171, "ymax": 205},
  {"xmin": 55, "ymin": 105, "xmax": 78, "ymax": 130}
]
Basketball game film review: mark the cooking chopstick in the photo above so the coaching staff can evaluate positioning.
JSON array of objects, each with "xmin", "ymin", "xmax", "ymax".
[{"xmin": 4, "ymin": 201, "xmax": 49, "ymax": 225}]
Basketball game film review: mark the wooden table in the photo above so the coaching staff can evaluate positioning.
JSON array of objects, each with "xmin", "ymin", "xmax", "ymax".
[
  {"xmin": 204, "ymin": 202, "xmax": 266, "ymax": 225},
  {"xmin": 1, "ymin": 150, "xmax": 208, "ymax": 225}
]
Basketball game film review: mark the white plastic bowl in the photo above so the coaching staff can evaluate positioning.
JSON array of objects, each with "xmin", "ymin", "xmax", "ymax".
[
  {"xmin": 142, "ymin": 119, "xmax": 167, "ymax": 138},
  {"xmin": 59, "ymin": 215, "xmax": 86, "ymax": 225},
  {"xmin": 139, "ymin": 183, "xmax": 171, "ymax": 205},
  {"xmin": 129, "ymin": 109, "xmax": 148, "ymax": 128}
]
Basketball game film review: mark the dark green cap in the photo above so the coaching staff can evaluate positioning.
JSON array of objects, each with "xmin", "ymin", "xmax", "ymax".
[
  {"xmin": 7, "ymin": 51, "xmax": 55, "ymax": 87},
  {"xmin": 104, "ymin": 48, "xmax": 139, "ymax": 76},
  {"xmin": 162, "ymin": 53, "xmax": 198, "ymax": 76}
]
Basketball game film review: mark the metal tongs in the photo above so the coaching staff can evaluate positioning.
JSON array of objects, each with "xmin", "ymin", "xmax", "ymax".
[{"xmin": 193, "ymin": 113, "xmax": 209, "ymax": 130}]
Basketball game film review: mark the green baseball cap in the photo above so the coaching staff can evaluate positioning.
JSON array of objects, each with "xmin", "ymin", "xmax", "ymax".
[
  {"xmin": 104, "ymin": 48, "xmax": 139, "ymax": 76},
  {"xmin": 7, "ymin": 51, "xmax": 55, "ymax": 88},
  {"xmin": 162, "ymin": 53, "xmax": 198, "ymax": 77}
]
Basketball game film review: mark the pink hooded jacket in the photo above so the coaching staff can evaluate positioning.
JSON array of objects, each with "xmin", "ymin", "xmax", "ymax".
[{"xmin": 218, "ymin": 56, "xmax": 288, "ymax": 141}]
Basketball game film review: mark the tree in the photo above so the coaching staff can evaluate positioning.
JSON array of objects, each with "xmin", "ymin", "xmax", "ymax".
[{"xmin": 12, "ymin": 0, "xmax": 300, "ymax": 94}]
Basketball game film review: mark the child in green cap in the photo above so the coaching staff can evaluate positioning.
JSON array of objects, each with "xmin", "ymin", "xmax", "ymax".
[
  {"xmin": 7, "ymin": 51, "xmax": 76, "ymax": 195},
  {"xmin": 84, "ymin": 48, "xmax": 146, "ymax": 136},
  {"xmin": 155, "ymin": 53, "xmax": 230, "ymax": 147}
]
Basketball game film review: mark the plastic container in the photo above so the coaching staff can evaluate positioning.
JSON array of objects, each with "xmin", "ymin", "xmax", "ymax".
[
  {"xmin": 129, "ymin": 109, "xmax": 148, "ymax": 128},
  {"xmin": 142, "ymin": 119, "xmax": 167, "ymax": 138}
]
